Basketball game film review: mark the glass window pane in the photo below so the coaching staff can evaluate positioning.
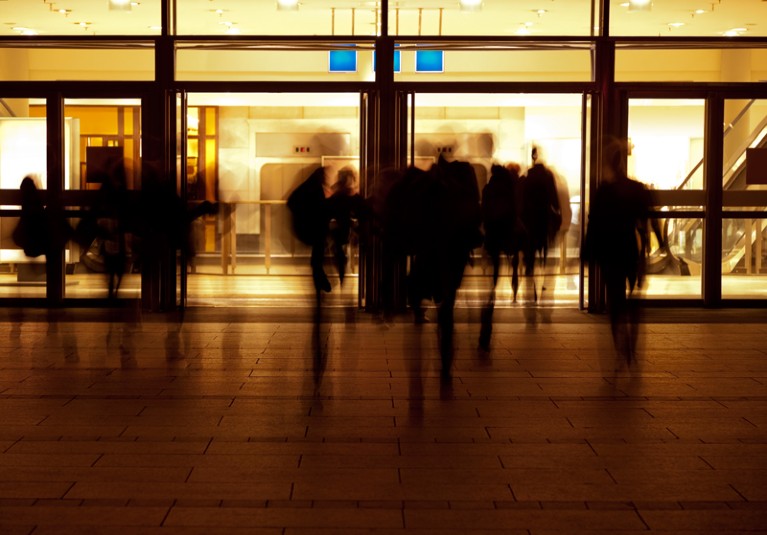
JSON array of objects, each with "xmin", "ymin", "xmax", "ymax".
[
  {"xmin": 388, "ymin": 1, "xmax": 593, "ymax": 37},
  {"xmin": 0, "ymin": 47, "xmax": 155, "ymax": 82},
  {"xmin": 62, "ymin": 100, "xmax": 142, "ymax": 300},
  {"xmin": 610, "ymin": 0, "xmax": 767, "ymax": 37},
  {"xmin": 722, "ymin": 218, "xmax": 767, "ymax": 298},
  {"xmin": 0, "ymin": 99, "xmax": 48, "ymax": 298},
  {"xmin": 393, "ymin": 45, "xmax": 593, "ymax": 82},
  {"xmin": 185, "ymin": 92, "xmax": 360, "ymax": 307},
  {"xmin": 2, "ymin": 0, "xmax": 161, "ymax": 36},
  {"xmin": 617, "ymin": 48, "xmax": 767, "ymax": 83},
  {"xmin": 176, "ymin": 1, "xmax": 379, "ymax": 36},
  {"xmin": 628, "ymin": 99, "xmax": 705, "ymax": 190},
  {"xmin": 176, "ymin": 44, "xmax": 375, "ymax": 82},
  {"xmin": 63, "ymin": 100, "xmax": 142, "ymax": 191},
  {"xmin": 411, "ymin": 93, "xmax": 585, "ymax": 308},
  {"xmin": 643, "ymin": 216, "xmax": 702, "ymax": 300},
  {"xmin": 721, "ymin": 98, "xmax": 767, "ymax": 300}
]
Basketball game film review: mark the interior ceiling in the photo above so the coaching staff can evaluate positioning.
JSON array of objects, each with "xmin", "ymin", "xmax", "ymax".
[{"xmin": 1, "ymin": 0, "xmax": 765, "ymax": 37}]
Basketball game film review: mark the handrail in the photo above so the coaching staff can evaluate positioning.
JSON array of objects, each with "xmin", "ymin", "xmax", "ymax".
[{"xmin": 677, "ymin": 98, "xmax": 756, "ymax": 190}]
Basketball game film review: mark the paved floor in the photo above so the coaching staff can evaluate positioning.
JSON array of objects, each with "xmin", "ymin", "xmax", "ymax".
[{"xmin": 1, "ymin": 305, "xmax": 766, "ymax": 534}]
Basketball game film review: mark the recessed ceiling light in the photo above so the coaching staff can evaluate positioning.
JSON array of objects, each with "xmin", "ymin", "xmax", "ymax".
[
  {"xmin": 12, "ymin": 26, "xmax": 37, "ymax": 35},
  {"xmin": 723, "ymin": 27, "xmax": 746, "ymax": 36},
  {"xmin": 628, "ymin": 0, "xmax": 652, "ymax": 12},
  {"xmin": 459, "ymin": 0, "xmax": 482, "ymax": 11},
  {"xmin": 694, "ymin": 9, "xmax": 706, "ymax": 14},
  {"xmin": 276, "ymin": 0, "xmax": 299, "ymax": 11},
  {"xmin": 668, "ymin": 22, "xmax": 685, "ymax": 27}
]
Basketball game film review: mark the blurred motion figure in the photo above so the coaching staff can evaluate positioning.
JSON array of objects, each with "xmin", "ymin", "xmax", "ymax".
[
  {"xmin": 584, "ymin": 137, "xmax": 654, "ymax": 365},
  {"xmin": 479, "ymin": 162, "xmax": 523, "ymax": 351}
]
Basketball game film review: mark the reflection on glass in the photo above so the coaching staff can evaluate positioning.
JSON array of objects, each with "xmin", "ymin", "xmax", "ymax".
[
  {"xmin": 628, "ymin": 99, "xmax": 705, "ymax": 190},
  {"xmin": 722, "ymin": 218, "xmax": 767, "ymax": 299},
  {"xmin": 643, "ymin": 217, "xmax": 702, "ymax": 299}
]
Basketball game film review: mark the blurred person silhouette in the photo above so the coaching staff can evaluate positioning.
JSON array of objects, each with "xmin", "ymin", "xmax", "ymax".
[
  {"xmin": 584, "ymin": 137, "xmax": 655, "ymax": 366},
  {"xmin": 326, "ymin": 165, "xmax": 366, "ymax": 286},
  {"xmin": 134, "ymin": 165, "xmax": 218, "ymax": 360},
  {"xmin": 519, "ymin": 145, "xmax": 562, "ymax": 324},
  {"xmin": 408, "ymin": 155, "xmax": 483, "ymax": 386},
  {"xmin": 287, "ymin": 166, "xmax": 332, "ymax": 295},
  {"xmin": 367, "ymin": 167, "xmax": 406, "ymax": 324},
  {"xmin": 478, "ymin": 162, "xmax": 523, "ymax": 352},
  {"xmin": 13, "ymin": 176, "xmax": 48, "ymax": 259},
  {"xmin": 92, "ymin": 163, "xmax": 130, "ymax": 300},
  {"xmin": 13, "ymin": 175, "xmax": 76, "ymax": 356}
]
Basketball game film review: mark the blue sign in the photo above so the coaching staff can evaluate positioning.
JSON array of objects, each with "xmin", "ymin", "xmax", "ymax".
[
  {"xmin": 329, "ymin": 49, "xmax": 357, "ymax": 72},
  {"xmin": 415, "ymin": 50, "xmax": 444, "ymax": 73}
]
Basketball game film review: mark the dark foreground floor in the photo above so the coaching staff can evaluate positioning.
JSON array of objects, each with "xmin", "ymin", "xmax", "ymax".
[{"xmin": 1, "ymin": 305, "xmax": 766, "ymax": 534}]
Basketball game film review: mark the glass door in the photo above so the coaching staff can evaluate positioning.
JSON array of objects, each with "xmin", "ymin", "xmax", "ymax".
[
  {"xmin": 626, "ymin": 97, "xmax": 706, "ymax": 301},
  {"xmin": 407, "ymin": 92, "xmax": 587, "ymax": 309},
  {"xmin": 181, "ymin": 92, "xmax": 363, "ymax": 308},
  {"xmin": 721, "ymin": 98, "xmax": 767, "ymax": 300}
]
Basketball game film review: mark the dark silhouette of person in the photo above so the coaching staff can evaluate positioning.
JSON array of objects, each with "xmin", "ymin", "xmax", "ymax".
[
  {"xmin": 93, "ymin": 164, "xmax": 130, "ymax": 299},
  {"xmin": 287, "ymin": 166, "xmax": 332, "ymax": 294},
  {"xmin": 13, "ymin": 175, "xmax": 73, "ymax": 273},
  {"xmin": 479, "ymin": 163, "xmax": 523, "ymax": 351},
  {"xmin": 326, "ymin": 165, "xmax": 365, "ymax": 285},
  {"xmin": 367, "ymin": 167, "xmax": 406, "ymax": 323},
  {"xmin": 404, "ymin": 156, "xmax": 482, "ymax": 386},
  {"xmin": 584, "ymin": 137, "xmax": 654, "ymax": 365},
  {"xmin": 13, "ymin": 176, "xmax": 48, "ymax": 259},
  {"xmin": 520, "ymin": 145, "xmax": 562, "ymax": 322}
]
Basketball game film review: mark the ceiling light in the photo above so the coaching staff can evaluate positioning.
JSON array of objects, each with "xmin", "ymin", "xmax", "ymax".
[
  {"xmin": 723, "ymin": 27, "xmax": 747, "ymax": 36},
  {"xmin": 694, "ymin": 9, "xmax": 706, "ymax": 14},
  {"xmin": 628, "ymin": 0, "xmax": 652, "ymax": 12},
  {"xmin": 516, "ymin": 23, "xmax": 532, "ymax": 35},
  {"xmin": 277, "ymin": 0, "xmax": 299, "ymax": 11},
  {"xmin": 12, "ymin": 26, "xmax": 38, "ymax": 36},
  {"xmin": 668, "ymin": 22, "xmax": 685, "ymax": 28},
  {"xmin": 459, "ymin": 0, "xmax": 482, "ymax": 12},
  {"xmin": 534, "ymin": 9, "xmax": 548, "ymax": 16},
  {"xmin": 108, "ymin": 0, "xmax": 131, "ymax": 11}
]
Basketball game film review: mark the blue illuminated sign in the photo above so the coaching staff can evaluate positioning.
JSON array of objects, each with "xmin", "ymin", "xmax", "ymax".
[
  {"xmin": 415, "ymin": 50, "xmax": 444, "ymax": 73},
  {"xmin": 329, "ymin": 49, "xmax": 357, "ymax": 72}
]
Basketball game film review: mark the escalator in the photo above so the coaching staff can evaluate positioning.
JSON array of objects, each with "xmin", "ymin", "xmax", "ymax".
[{"xmin": 648, "ymin": 99, "xmax": 767, "ymax": 276}]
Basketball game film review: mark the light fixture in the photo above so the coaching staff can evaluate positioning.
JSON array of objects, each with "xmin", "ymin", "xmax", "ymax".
[
  {"xmin": 723, "ymin": 27, "xmax": 746, "ymax": 36},
  {"xmin": 459, "ymin": 0, "xmax": 482, "ymax": 12},
  {"xmin": 628, "ymin": 0, "xmax": 652, "ymax": 12},
  {"xmin": 277, "ymin": 0, "xmax": 299, "ymax": 11},
  {"xmin": 12, "ymin": 26, "xmax": 38, "ymax": 36},
  {"xmin": 108, "ymin": 0, "xmax": 131, "ymax": 11}
]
